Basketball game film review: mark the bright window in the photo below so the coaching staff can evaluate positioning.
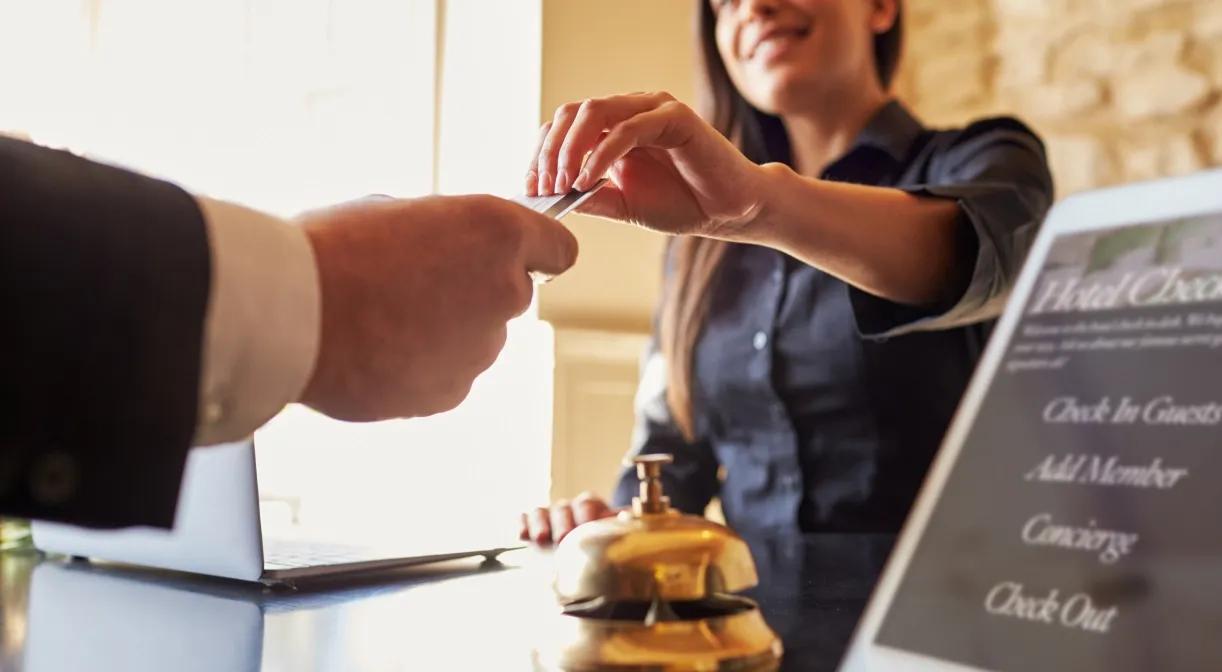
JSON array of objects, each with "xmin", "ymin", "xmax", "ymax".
[{"xmin": 1, "ymin": 0, "xmax": 550, "ymax": 543}]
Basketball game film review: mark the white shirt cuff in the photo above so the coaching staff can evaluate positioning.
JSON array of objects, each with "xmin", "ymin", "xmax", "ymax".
[{"xmin": 192, "ymin": 196, "xmax": 320, "ymax": 446}]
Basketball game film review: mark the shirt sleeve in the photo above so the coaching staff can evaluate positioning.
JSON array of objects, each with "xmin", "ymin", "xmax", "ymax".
[
  {"xmin": 192, "ymin": 197, "xmax": 320, "ymax": 446},
  {"xmin": 610, "ymin": 344, "xmax": 721, "ymax": 515},
  {"xmin": 849, "ymin": 118, "xmax": 1055, "ymax": 339}
]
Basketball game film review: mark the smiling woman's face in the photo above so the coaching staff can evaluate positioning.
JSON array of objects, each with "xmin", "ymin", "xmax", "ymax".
[{"xmin": 710, "ymin": 0, "xmax": 897, "ymax": 116}]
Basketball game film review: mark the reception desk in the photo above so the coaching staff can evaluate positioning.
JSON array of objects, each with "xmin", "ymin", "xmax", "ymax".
[{"xmin": 0, "ymin": 533, "xmax": 895, "ymax": 671}]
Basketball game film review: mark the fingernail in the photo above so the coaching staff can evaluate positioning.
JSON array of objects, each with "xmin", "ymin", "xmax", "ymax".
[
  {"xmin": 525, "ymin": 170, "xmax": 537, "ymax": 196},
  {"xmin": 555, "ymin": 169, "xmax": 570, "ymax": 194},
  {"xmin": 573, "ymin": 171, "xmax": 590, "ymax": 191},
  {"xmin": 539, "ymin": 172, "xmax": 552, "ymax": 195}
]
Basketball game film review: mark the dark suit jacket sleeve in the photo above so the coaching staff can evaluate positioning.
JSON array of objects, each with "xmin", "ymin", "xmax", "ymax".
[{"xmin": 0, "ymin": 137, "xmax": 210, "ymax": 528}]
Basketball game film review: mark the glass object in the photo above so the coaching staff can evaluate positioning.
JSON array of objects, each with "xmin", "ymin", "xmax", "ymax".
[{"xmin": 0, "ymin": 519, "xmax": 33, "ymax": 553}]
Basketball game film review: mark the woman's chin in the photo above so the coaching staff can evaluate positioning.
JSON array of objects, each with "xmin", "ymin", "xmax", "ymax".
[{"xmin": 743, "ymin": 81, "xmax": 819, "ymax": 117}]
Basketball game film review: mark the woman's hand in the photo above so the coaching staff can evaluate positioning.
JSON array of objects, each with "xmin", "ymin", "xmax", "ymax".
[
  {"xmin": 519, "ymin": 492, "xmax": 620, "ymax": 546},
  {"xmin": 526, "ymin": 92, "xmax": 767, "ymax": 239},
  {"xmin": 526, "ymin": 92, "xmax": 968, "ymax": 307}
]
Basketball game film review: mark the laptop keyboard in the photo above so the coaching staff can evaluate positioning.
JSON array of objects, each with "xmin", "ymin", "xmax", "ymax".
[{"xmin": 262, "ymin": 540, "xmax": 382, "ymax": 570}]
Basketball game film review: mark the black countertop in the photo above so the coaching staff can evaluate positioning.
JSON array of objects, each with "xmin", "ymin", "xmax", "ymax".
[{"xmin": 0, "ymin": 533, "xmax": 895, "ymax": 671}]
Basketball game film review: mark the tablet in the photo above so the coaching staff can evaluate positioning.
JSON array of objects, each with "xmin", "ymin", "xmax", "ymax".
[{"xmin": 841, "ymin": 170, "xmax": 1222, "ymax": 672}]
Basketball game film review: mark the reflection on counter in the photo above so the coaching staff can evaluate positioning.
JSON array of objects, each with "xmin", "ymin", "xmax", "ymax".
[
  {"xmin": 16, "ymin": 554, "xmax": 555, "ymax": 672},
  {"xmin": 1, "ymin": 533, "xmax": 897, "ymax": 672},
  {"xmin": 25, "ymin": 562, "xmax": 264, "ymax": 671},
  {"xmin": 743, "ymin": 533, "xmax": 895, "ymax": 672},
  {"xmin": 1, "ymin": 552, "xmax": 37, "ymax": 672}
]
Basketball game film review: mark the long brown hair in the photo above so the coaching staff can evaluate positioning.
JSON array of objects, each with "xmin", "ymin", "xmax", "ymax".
[{"xmin": 662, "ymin": 1, "xmax": 905, "ymax": 441}]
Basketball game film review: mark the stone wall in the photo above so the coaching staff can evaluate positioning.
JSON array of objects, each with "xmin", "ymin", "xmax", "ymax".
[{"xmin": 898, "ymin": 0, "xmax": 1222, "ymax": 195}]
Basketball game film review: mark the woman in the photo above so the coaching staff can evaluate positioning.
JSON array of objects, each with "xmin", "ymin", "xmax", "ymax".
[{"xmin": 521, "ymin": 0, "xmax": 1052, "ymax": 543}]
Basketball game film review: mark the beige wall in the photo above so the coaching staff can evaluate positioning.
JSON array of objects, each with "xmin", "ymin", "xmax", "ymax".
[
  {"xmin": 537, "ymin": 0, "xmax": 698, "ymax": 333},
  {"xmin": 898, "ymin": 0, "xmax": 1222, "ymax": 196},
  {"xmin": 550, "ymin": 329, "xmax": 651, "ymax": 500},
  {"xmin": 536, "ymin": 1, "xmax": 698, "ymax": 500}
]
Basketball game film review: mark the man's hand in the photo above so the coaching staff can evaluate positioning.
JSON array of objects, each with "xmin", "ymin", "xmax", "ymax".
[{"xmin": 298, "ymin": 194, "xmax": 577, "ymax": 421}]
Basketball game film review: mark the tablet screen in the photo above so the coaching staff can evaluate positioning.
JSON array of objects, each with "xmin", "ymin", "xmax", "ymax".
[{"xmin": 874, "ymin": 214, "xmax": 1222, "ymax": 671}]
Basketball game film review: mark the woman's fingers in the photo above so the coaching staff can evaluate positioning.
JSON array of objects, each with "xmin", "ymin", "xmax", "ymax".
[
  {"xmin": 527, "ymin": 506, "xmax": 552, "ymax": 544},
  {"xmin": 572, "ymin": 492, "xmax": 613, "ymax": 524},
  {"xmin": 576, "ymin": 102, "xmax": 695, "ymax": 192},
  {"xmin": 525, "ymin": 122, "xmax": 552, "ymax": 197},
  {"xmin": 573, "ymin": 182, "xmax": 629, "ymax": 221},
  {"xmin": 555, "ymin": 92, "xmax": 676, "ymax": 194},
  {"xmin": 536, "ymin": 103, "xmax": 585, "ymax": 196},
  {"xmin": 550, "ymin": 501, "xmax": 578, "ymax": 544},
  {"xmin": 520, "ymin": 494, "xmax": 615, "ymax": 546}
]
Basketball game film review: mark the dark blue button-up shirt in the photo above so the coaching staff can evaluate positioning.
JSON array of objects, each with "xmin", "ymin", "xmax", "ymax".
[{"xmin": 611, "ymin": 101, "xmax": 1054, "ymax": 535}]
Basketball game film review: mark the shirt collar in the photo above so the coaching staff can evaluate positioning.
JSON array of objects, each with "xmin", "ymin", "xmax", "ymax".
[{"xmin": 848, "ymin": 99, "xmax": 926, "ymax": 163}]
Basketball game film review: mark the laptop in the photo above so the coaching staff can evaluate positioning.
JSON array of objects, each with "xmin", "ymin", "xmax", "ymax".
[
  {"xmin": 841, "ymin": 170, "xmax": 1222, "ymax": 671},
  {"xmin": 32, "ymin": 440, "xmax": 519, "ymax": 586}
]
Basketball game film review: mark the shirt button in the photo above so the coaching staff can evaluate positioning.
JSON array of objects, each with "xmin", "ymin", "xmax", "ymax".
[{"xmin": 753, "ymin": 331, "xmax": 769, "ymax": 350}]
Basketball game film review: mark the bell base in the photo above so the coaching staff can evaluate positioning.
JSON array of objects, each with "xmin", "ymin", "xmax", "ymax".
[{"xmin": 533, "ymin": 605, "xmax": 783, "ymax": 672}]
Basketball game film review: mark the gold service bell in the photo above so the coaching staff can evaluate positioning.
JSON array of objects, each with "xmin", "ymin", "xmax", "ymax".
[{"xmin": 535, "ymin": 454, "xmax": 783, "ymax": 671}]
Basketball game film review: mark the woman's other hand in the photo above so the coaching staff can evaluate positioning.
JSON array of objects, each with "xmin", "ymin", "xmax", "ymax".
[
  {"xmin": 519, "ymin": 492, "xmax": 619, "ymax": 546},
  {"xmin": 525, "ymin": 92, "xmax": 767, "ymax": 239}
]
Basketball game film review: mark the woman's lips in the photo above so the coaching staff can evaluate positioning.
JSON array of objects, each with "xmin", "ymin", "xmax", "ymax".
[{"xmin": 747, "ymin": 27, "xmax": 810, "ymax": 63}]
